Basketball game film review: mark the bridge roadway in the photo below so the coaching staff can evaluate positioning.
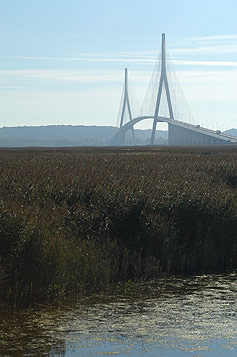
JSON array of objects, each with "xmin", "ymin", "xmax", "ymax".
[{"xmin": 111, "ymin": 116, "xmax": 237, "ymax": 145}]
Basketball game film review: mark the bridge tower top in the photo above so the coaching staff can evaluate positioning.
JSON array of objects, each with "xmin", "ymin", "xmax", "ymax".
[{"xmin": 161, "ymin": 33, "xmax": 166, "ymax": 72}]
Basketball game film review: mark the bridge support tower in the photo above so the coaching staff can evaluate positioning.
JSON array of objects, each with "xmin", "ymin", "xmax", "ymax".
[
  {"xmin": 150, "ymin": 33, "xmax": 174, "ymax": 145},
  {"xmin": 119, "ymin": 68, "xmax": 135, "ymax": 143}
]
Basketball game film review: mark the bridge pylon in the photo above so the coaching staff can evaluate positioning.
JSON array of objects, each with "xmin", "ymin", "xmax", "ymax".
[
  {"xmin": 119, "ymin": 68, "xmax": 135, "ymax": 143},
  {"xmin": 111, "ymin": 34, "xmax": 237, "ymax": 146},
  {"xmin": 150, "ymin": 33, "xmax": 174, "ymax": 145}
]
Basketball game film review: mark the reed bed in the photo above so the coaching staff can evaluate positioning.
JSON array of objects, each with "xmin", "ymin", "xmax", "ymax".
[{"xmin": 0, "ymin": 146, "xmax": 236, "ymax": 307}]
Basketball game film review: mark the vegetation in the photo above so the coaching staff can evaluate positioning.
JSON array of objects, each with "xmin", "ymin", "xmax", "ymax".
[
  {"xmin": 0, "ymin": 124, "xmax": 168, "ymax": 146},
  {"xmin": 0, "ymin": 146, "xmax": 236, "ymax": 308}
]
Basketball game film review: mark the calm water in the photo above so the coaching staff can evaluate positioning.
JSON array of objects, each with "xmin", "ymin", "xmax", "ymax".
[{"xmin": 0, "ymin": 272, "xmax": 236, "ymax": 356}]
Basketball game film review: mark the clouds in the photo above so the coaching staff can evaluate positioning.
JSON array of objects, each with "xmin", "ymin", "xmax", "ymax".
[
  {"xmin": 0, "ymin": 69, "xmax": 124, "ymax": 85},
  {"xmin": 190, "ymin": 34, "xmax": 237, "ymax": 42},
  {"xmin": 0, "ymin": 34, "xmax": 237, "ymax": 129},
  {"xmin": 170, "ymin": 34, "xmax": 237, "ymax": 58},
  {"xmin": 3, "ymin": 30, "xmax": 237, "ymax": 67}
]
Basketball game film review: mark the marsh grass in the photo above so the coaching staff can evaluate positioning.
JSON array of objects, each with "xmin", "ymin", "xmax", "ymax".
[{"xmin": 0, "ymin": 146, "xmax": 236, "ymax": 307}]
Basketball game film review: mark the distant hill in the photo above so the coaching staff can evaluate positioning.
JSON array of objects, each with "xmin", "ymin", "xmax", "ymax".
[
  {"xmin": 0, "ymin": 125, "xmax": 168, "ymax": 147},
  {"xmin": 224, "ymin": 128, "xmax": 237, "ymax": 137},
  {"xmin": 0, "ymin": 125, "xmax": 235, "ymax": 147}
]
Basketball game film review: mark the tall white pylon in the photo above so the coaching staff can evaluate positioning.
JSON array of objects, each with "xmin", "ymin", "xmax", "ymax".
[
  {"xmin": 150, "ymin": 33, "xmax": 174, "ymax": 144},
  {"xmin": 119, "ymin": 68, "xmax": 135, "ymax": 142}
]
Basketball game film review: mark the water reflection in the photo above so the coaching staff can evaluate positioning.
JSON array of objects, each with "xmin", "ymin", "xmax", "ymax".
[{"xmin": 0, "ymin": 272, "xmax": 236, "ymax": 356}]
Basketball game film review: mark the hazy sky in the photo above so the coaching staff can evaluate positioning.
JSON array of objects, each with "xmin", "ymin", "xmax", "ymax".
[{"xmin": 0, "ymin": 0, "xmax": 237, "ymax": 130}]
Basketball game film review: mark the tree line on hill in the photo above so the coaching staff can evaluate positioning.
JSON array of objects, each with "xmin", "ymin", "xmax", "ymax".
[{"xmin": 0, "ymin": 125, "xmax": 235, "ymax": 147}]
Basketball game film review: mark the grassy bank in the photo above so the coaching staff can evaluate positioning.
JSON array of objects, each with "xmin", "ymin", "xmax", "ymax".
[{"xmin": 0, "ymin": 146, "xmax": 236, "ymax": 307}]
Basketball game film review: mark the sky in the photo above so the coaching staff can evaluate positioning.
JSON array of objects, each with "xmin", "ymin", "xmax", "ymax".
[{"xmin": 0, "ymin": 0, "xmax": 237, "ymax": 130}]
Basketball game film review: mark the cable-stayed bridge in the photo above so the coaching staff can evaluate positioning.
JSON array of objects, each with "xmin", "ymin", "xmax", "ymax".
[{"xmin": 111, "ymin": 34, "xmax": 237, "ymax": 146}]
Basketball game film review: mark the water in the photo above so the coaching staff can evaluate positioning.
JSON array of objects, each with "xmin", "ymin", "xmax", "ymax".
[{"xmin": 0, "ymin": 272, "xmax": 236, "ymax": 356}]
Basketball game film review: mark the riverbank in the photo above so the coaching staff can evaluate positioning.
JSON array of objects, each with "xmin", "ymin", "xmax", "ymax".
[{"xmin": 0, "ymin": 146, "xmax": 236, "ymax": 308}]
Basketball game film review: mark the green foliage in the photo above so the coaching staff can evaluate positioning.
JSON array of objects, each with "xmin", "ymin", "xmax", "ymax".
[{"xmin": 0, "ymin": 146, "xmax": 236, "ymax": 307}]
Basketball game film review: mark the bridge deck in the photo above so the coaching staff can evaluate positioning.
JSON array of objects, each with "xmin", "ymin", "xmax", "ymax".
[{"xmin": 111, "ymin": 116, "xmax": 237, "ymax": 145}]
